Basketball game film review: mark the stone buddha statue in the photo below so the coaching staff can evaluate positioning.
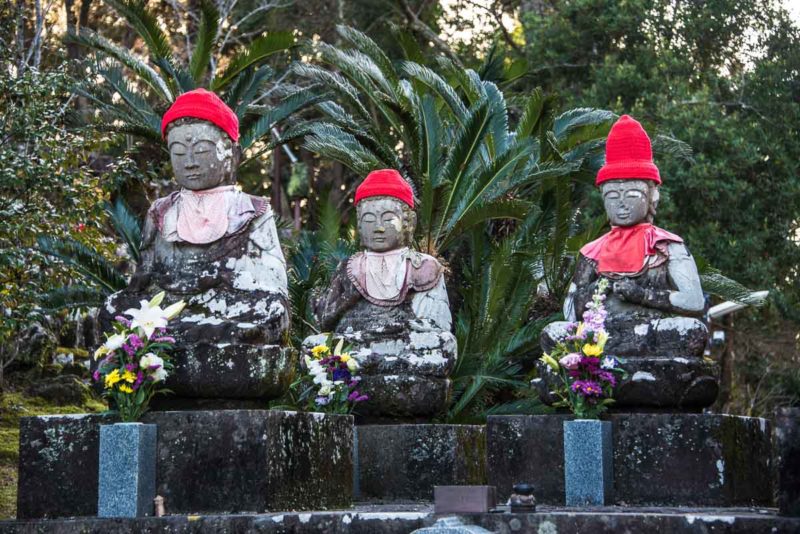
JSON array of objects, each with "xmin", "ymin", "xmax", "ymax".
[
  {"xmin": 99, "ymin": 89, "xmax": 293, "ymax": 406},
  {"xmin": 537, "ymin": 115, "xmax": 718, "ymax": 410},
  {"xmin": 304, "ymin": 169, "xmax": 456, "ymax": 419}
]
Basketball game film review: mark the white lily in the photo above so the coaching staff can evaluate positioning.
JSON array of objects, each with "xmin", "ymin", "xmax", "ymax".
[
  {"xmin": 152, "ymin": 367, "xmax": 168, "ymax": 382},
  {"xmin": 124, "ymin": 298, "xmax": 168, "ymax": 339},
  {"xmin": 140, "ymin": 352, "xmax": 164, "ymax": 370},
  {"xmin": 346, "ymin": 358, "xmax": 359, "ymax": 372},
  {"xmin": 94, "ymin": 333, "xmax": 127, "ymax": 360},
  {"xmin": 163, "ymin": 300, "xmax": 186, "ymax": 320}
]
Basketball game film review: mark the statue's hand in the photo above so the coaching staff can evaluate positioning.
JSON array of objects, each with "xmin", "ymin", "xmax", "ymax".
[{"xmin": 613, "ymin": 279, "xmax": 645, "ymax": 303}]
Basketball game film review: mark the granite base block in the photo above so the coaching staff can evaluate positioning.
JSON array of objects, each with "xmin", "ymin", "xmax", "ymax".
[
  {"xmin": 356, "ymin": 424, "xmax": 485, "ymax": 502},
  {"xmin": 563, "ymin": 420, "xmax": 612, "ymax": 506},
  {"xmin": 775, "ymin": 407, "xmax": 800, "ymax": 516},
  {"xmin": 487, "ymin": 414, "xmax": 772, "ymax": 506},
  {"xmin": 16, "ymin": 410, "xmax": 353, "ymax": 518},
  {"xmin": 98, "ymin": 423, "xmax": 157, "ymax": 518}
]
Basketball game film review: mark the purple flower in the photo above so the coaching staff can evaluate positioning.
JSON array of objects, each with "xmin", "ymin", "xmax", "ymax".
[
  {"xmin": 125, "ymin": 363, "xmax": 138, "ymax": 372},
  {"xmin": 315, "ymin": 396, "xmax": 331, "ymax": 406},
  {"xmin": 332, "ymin": 368, "xmax": 351, "ymax": 382},
  {"xmin": 354, "ymin": 394, "xmax": 368, "ymax": 402},
  {"xmin": 571, "ymin": 380, "xmax": 603, "ymax": 398},
  {"xmin": 114, "ymin": 315, "xmax": 131, "ymax": 327},
  {"xmin": 347, "ymin": 391, "xmax": 360, "ymax": 402},
  {"xmin": 122, "ymin": 343, "xmax": 136, "ymax": 357},
  {"xmin": 596, "ymin": 370, "xmax": 617, "ymax": 386},
  {"xmin": 152, "ymin": 336, "xmax": 176, "ymax": 344},
  {"xmin": 559, "ymin": 353, "xmax": 582, "ymax": 370},
  {"xmin": 92, "ymin": 370, "xmax": 100, "ymax": 382},
  {"xmin": 128, "ymin": 334, "xmax": 144, "ymax": 350}
]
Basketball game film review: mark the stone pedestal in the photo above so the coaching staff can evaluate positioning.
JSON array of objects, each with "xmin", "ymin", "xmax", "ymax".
[
  {"xmin": 775, "ymin": 407, "xmax": 800, "ymax": 516},
  {"xmin": 17, "ymin": 410, "xmax": 353, "ymax": 518},
  {"xmin": 534, "ymin": 357, "xmax": 719, "ymax": 411},
  {"xmin": 356, "ymin": 424, "xmax": 485, "ymax": 502},
  {"xmin": 165, "ymin": 344, "xmax": 296, "ymax": 400},
  {"xmin": 563, "ymin": 420, "xmax": 612, "ymax": 506},
  {"xmin": 98, "ymin": 423, "xmax": 157, "ymax": 517},
  {"xmin": 487, "ymin": 414, "xmax": 771, "ymax": 506}
]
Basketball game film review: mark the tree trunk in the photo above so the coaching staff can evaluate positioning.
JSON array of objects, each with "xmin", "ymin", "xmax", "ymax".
[{"xmin": 65, "ymin": 0, "xmax": 78, "ymax": 59}]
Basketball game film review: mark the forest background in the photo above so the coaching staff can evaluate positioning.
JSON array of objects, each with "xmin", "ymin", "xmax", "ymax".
[{"xmin": 1, "ymin": 0, "xmax": 799, "ymax": 517}]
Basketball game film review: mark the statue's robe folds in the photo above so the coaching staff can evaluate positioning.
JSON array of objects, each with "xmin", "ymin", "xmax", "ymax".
[
  {"xmin": 307, "ymin": 248, "xmax": 456, "ymax": 419},
  {"xmin": 99, "ymin": 188, "xmax": 293, "ymax": 402}
]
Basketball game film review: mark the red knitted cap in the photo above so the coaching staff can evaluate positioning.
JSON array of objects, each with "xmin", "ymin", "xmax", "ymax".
[
  {"xmin": 355, "ymin": 169, "xmax": 414, "ymax": 208},
  {"xmin": 596, "ymin": 115, "xmax": 661, "ymax": 186},
  {"xmin": 161, "ymin": 88, "xmax": 239, "ymax": 143}
]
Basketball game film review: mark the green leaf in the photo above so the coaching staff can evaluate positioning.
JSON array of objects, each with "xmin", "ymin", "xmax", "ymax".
[
  {"xmin": 211, "ymin": 32, "xmax": 295, "ymax": 91},
  {"xmin": 189, "ymin": 0, "xmax": 220, "ymax": 84},
  {"xmin": 105, "ymin": 0, "xmax": 172, "ymax": 61}
]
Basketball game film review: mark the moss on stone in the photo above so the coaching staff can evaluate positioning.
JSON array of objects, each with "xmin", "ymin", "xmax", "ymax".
[{"xmin": 0, "ymin": 390, "xmax": 106, "ymax": 519}]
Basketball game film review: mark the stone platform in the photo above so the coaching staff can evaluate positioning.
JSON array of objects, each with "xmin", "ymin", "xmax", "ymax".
[
  {"xmin": 16, "ymin": 410, "xmax": 352, "ymax": 518},
  {"xmin": 487, "ymin": 414, "xmax": 772, "ymax": 507},
  {"xmin": 2, "ymin": 505, "xmax": 799, "ymax": 533},
  {"xmin": 356, "ymin": 425, "xmax": 486, "ymax": 502}
]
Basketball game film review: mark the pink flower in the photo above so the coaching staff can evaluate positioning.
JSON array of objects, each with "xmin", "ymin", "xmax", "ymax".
[{"xmin": 558, "ymin": 353, "xmax": 582, "ymax": 370}]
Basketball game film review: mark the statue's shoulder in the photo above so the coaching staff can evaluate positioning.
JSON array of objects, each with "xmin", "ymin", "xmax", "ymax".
[
  {"xmin": 407, "ymin": 250, "xmax": 444, "ymax": 291},
  {"xmin": 147, "ymin": 192, "xmax": 180, "ymax": 231}
]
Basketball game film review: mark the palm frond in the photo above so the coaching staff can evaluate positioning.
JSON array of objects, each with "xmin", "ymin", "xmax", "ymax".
[
  {"xmin": 40, "ymin": 285, "xmax": 108, "ymax": 311},
  {"xmin": 211, "ymin": 32, "xmax": 295, "ymax": 91},
  {"xmin": 68, "ymin": 29, "xmax": 173, "ymax": 100},
  {"xmin": 37, "ymin": 236, "xmax": 127, "ymax": 292},
  {"xmin": 106, "ymin": 198, "xmax": 142, "ymax": 263},
  {"xmin": 336, "ymin": 25, "xmax": 398, "ymax": 83},
  {"xmin": 189, "ymin": 0, "xmax": 220, "ymax": 84},
  {"xmin": 106, "ymin": 0, "xmax": 172, "ymax": 60}
]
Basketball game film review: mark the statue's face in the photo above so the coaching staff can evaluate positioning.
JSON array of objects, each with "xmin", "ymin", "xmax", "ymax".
[
  {"xmin": 358, "ymin": 197, "xmax": 408, "ymax": 252},
  {"xmin": 167, "ymin": 121, "xmax": 234, "ymax": 190},
  {"xmin": 601, "ymin": 180, "xmax": 651, "ymax": 226}
]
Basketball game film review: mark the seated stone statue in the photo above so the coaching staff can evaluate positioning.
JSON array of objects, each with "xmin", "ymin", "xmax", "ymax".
[
  {"xmin": 537, "ymin": 115, "xmax": 717, "ymax": 410},
  {"xmin": 99, "ymin": 89, "xmax": 293, "ymax": 405},
  {"xmin": 304, "ymin": 169, "xmax": 456, "ymax": 419}
]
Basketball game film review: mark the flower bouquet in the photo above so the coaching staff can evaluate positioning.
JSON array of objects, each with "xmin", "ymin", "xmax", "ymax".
[
  {"xmin": 93, "ymin": 292, "xmax": 185, "ymax": 422},
  {"xmin": 539, "ymin": 279, "xmax": 625, "ymax": 419},
  {"xmin": 292, "ymin": 336, "xmax": 368, "ymax": 414}
]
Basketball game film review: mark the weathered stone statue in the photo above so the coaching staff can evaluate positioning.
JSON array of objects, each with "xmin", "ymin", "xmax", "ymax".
[
  {"xmin": 304, "ymin": 169, "xmax": 456, "ymax": 419},
  {"xmin": 99, "ymin": 89, "xmax": 293, "ymax": 405},
  {"xmin": 537, "ymin": 115, "xmax": 717, "ymax": 409}
]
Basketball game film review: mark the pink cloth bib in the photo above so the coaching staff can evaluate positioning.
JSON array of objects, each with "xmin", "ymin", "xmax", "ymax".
[{"xmin": 175, "ymin": 186, "xmax": 233, "ymax": 244}]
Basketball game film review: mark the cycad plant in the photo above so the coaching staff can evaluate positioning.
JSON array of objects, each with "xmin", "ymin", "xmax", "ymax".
[
  {"xmin": 37, "ymin": 199, "xmax": 142, "ymax": 310},
  {"xmin": 69, "ymin": 0, "xmax": 320, "ymax": 153},
  {"xmin": 294, "ymin": 26, "xmax": 619, "ymax": 419}
]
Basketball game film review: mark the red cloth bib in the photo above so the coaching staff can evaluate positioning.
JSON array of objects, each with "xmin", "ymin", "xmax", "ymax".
[{"xmin": 580, "ymin": 223, "xmax": 682, "ymax": 274}]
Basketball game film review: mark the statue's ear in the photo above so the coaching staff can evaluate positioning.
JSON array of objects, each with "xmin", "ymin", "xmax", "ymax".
[{"xmin": 407, "ymin": 209, "xmax": 417, "ymax": 233}]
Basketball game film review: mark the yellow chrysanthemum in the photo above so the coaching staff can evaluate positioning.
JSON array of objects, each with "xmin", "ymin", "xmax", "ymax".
[
  {"xmin": 104, "ymin": 369, "xmax": 121, "ymax": 389},
  {"xmin": 311, "ymin": 345, "xmax": 329, "ymax": 358},
  {"xmin": 582, "ymin": 343, "xmax": 603, "ymax": 357},
  {"xmin": 122, "ymin": 370, "xmax": 137, "ymax": 383},
  {"xmin": 119, "ymin": 384, "xmax": 134, "ymax": 394},
  {"xmin": 339, "ymin": 353, "xmax": 351, "ymax": 363}
]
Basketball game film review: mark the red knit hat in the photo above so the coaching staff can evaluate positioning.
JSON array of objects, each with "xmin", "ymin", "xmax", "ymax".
[
  {"xmin": 161, "ymin": 88, "xmax": 239, "ymax": 143},
  {"xmin": 596, "ymin": 115, "xmax": 661, "ymax": 186},
  {"xmin": 355, "ymin": 169, "xmax": 414, "ymax": 208}
]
